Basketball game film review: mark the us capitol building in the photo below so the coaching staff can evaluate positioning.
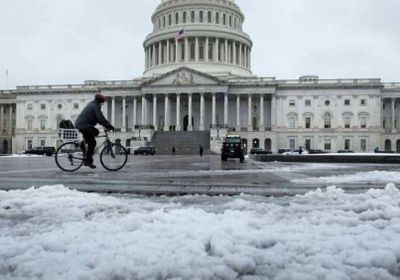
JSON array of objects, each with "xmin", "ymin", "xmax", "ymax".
[{"xmin": 1, "ymin": 0, "xmax": 400, "ymax": 154}]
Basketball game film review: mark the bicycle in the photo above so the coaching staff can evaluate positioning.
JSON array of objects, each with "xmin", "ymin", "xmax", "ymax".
[{"xmin": 55, "ymin": 128, "xmax": 128, "ymax": 172}]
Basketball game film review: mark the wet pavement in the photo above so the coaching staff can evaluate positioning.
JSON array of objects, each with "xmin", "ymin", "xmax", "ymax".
[{"xmin": 0, "ymin": 154, "xmax": 398, "ymax": 196}]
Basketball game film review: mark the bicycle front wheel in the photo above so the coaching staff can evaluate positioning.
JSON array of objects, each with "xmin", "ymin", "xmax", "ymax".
[
  {"xmin": 55, "ymin": 142, "xmax": 85, "ymax": 172},
  {"xmin": 100, "ymin": 143, "xmax": 128, "ymax": 171}
]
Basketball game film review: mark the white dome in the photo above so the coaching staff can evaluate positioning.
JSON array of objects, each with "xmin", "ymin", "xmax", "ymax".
[{"xmin": 143, "ymin": 0, "xmax": 253, "ymax": 78}]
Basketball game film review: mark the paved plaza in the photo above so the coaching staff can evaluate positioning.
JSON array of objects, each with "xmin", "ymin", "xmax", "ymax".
[{"xmin": 0, "ymin": 155, "xmax": 398, "ymax": 196}]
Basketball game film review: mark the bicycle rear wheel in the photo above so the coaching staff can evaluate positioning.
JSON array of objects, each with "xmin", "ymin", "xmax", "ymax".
[
  {"xmin": 100, "ymin": 143, "xmax": 128, "ymax": 171},
  {"xmin": 55, "ymin": 142, "xmax": 85, "ymax": 172}
]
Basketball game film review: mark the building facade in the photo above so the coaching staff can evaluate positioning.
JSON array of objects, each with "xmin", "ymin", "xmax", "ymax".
[{"xmin": 1, "ymin": 0, "xmax": 400, "ymax": 154}]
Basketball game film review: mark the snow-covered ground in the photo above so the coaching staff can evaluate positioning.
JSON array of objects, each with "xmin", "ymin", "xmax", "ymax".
[
  {"xmin": 1, "ymin": 185, "xmax": 400, "ymax": 280},
  {"xmin": 293, "ymin": 170, "xmax": 400, "ymax": 184}
]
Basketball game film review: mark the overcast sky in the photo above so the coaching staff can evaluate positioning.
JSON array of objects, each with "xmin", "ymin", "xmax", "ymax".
[{"xmin": 0, "ymin": 0, "xmax": 399, "ymax": 89}]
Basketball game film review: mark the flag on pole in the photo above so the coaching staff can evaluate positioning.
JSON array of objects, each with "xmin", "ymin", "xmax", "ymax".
[{"xmin": 175, "ymin": 29, "xmax": 185, "ymax": 41}]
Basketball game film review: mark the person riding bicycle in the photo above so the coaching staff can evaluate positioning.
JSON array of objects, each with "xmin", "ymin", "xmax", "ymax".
[{"xmin": 75, "ymin": 93, "xmax": 114, "ymax": 169}]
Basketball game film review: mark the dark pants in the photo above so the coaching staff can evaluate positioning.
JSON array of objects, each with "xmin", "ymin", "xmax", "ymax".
[{"xmin": 79, "ymin": 127, "xmax": 99, "ymax": 164}]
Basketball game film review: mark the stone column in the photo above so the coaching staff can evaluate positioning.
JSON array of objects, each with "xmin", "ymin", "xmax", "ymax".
[
  {"xmin": 0, "ymin": 104, "xmax": 4, "ymax": 133},
  {"xmin": 236, "ymin": 95, "xmax": 241, "ymax": 131},
  {"xmin": 166, "ymin": 40, "xmax": 170, "ymax": 64},
  {"xmin": 176, "ymin": 94, "xmax": 181, "ymax": 131},
  {"xmin": 175, "ymin": 40, "xmax": 179, "ymax": 62},
  {"xmin": 133, "ymin": 97, "xmax": 137, "ymax": 129},
  {"xmin": 195, "ymin": 37, "xmax": 199, "ymax": 62},
  {"xmin": 392, "ymin": 98, "xmax": 396, "ymax": 132},
  {"xmin": 122, "ymin": 97, "xmax": 126, "ymax": 132},
  {"xmin": 214, "ymin": 38, "xmax": 219, "ymax": 62},
  {"xmin": 158, "ymin": 42, "xmax": 162, "ymax": 65},
  {"xmin": 152, "ymin": 44, "xmax": 156, "ymax": 67},
  {"xmin": 205, "ymin": 37, "xmax": 209, "ymax": 62},
  {"xmin": 260, "ymin": 95, "xmax": 265, "ymax": 131},
  {"xmin": 185, "ymin": 38, "xmax": 189, "ymax": 62},
  {"xmin": 239, "ymin": 44, "xmax": 243, "ymax": 66},
  {"xmin": 212, "ymin": 93, "xmax": 216, "ymax": 125},
  {"xmin": 141, "ymin": 95, "xmax": 146, "ymax": 125},
  {"xmin": 164, "ymin": 95, "xmax": 170, "ymax": 131},
  {"xmin": 200, "ymin": 93, "xmax": 205, "ymax": 131},
  {"xmin": 103, "ymin": 100, "xmax": 108, "ymax": 120},
  {"xmin": 188, "ymin": 93, "xmax": 193, "ymax": 131},
  {"xmin": 224, "ymin": 93, "xmax": 228, "ymax": 126},
  {"xmin": 224, "ymin": 39, "xmax": 228, "ymax": 63},
  {"xmin": 111, "ymin": 97, "xmax": 115, "ymax": 126},
  {"xmin": 244, "ymin": 46, "xmax": 247, "ymax": 68},
  {"xmin": 232, "ymin": 42, "xmax": 236, "ymax": 65},
  {"xmin": 153, "ymin": 95, "xmax": 157, "ymax": 130},
  {"xmin": 248, "ymin": 48, "xmax": 251, "ymax": 69},
  {"xmin": 271, "ymin": 95, "xmax": 277, "ymax": 129},
  {"xmin": 248, "ymin": 94, "xmax": 253, "ymax": 132}
]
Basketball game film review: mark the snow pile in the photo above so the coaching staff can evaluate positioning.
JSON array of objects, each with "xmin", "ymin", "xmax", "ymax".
[
  {"xmin": 292, "ymin": 170, "xmax": 400, "ymax": 184},
  {"xmin": 1, "ymin": 185, "xmax": 400, "ymax": 280}
]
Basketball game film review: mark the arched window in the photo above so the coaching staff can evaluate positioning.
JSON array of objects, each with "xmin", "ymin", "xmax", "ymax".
[
  {"xmin": 252, "ymin": 138, "xmax": 259, "ymax": 148},
  {"xmin": 324, "ymin": 112, "xmax": 331, "ymax": 128},
  {"xmin": 168, "ymin": 14, "xmax": 172, "ymax": 26},
  {"xmin": 216, "ymin": 12, "xmax": 220, "ymax": 24},
  {"xmin": 264, "ymin": 139, "xmax": 272, "ymax": 151},
  {"xmin": 191, "ymin": 11, "xmax": 195, "ymax": 22},
  {"xmin": 208, "ymin": 11, "xmax": 212, "ymax": 23},
  {"xmin": 182, "ymin": 12, "xmax": 187, "ymax": 23},
  {"xmin": 199, "ymin": 11, "xmax": 204, "ymax": 22},
  {"xmin": 175, "ymin": 13, "xmax": 179, "ymax": 24},
  {"xmin": 385, "ymin": 139, "xmax": 392, "ymax": 151}
]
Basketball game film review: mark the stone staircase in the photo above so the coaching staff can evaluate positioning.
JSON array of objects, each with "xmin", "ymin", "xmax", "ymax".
[{"xmin": 151, "ymin": 131, "xmax": 211, "ymax": 155}]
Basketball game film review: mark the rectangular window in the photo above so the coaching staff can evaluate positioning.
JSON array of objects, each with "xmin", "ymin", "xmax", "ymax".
[
  {"xmin": 305, "ymin": 100, "xmax": 311, "ymax": 106},
  {"xmin": 27, "ymin": 139, "xmax": 33, "ymax": 150},
  {"xmin": 383, "ymin": 120, "xmax": 386, "ymax": 129},
  {"xmin": 40, "ymin": 104, "xmax": 46, "ymax": 110},
  {"xmin": 305, "ymin": 139, "xmax": 311, "ymax": 150},
  {"xmin": 360, "ymin": 117, "xmax": 367, "ymax": 128},
  {"xmin": 199, "ymin": 42, "xmax": 204, "ymax": 60},
  {"xmin": 344, "ymin": 139, "xmax": 351, "ymax": 150},
  {"xmin": 289, "ymin": 139, "xmax": 296, "ymax": 150},
  {"xmin": 27, "ymin": 104, "xmax": 33, "ymax": 110},
  {"xmin": 40, "ymin": 119, "xmax": 46, "ymax": 130},
  {"xmin": 289, "ymin": 100, "xmax": 295, "ymax": 107},
  {"xmin": 324, "ymin": 139, "xmax": 331, "ymax": 151},
  {"xmin": 344, "ymin": 117, "xmax": 351, "ymax": 128},
  {"xmin": 361, "ymin": 139, "xmax": 367, "ymax": 152},
  {"xmin": 74, "ymin": 103, "xmax": 79, "ymax": 110},
  {"xmin": 40, "ymin": 139, "xmax": 46, "ymax": 147},
  {"xmin": 289, "ymin": 117, "xmax": 296, "ymax": 129},
  {"xmin": 344, "ymin": 99, "xmax": 350, "ymax": 105},
  {"xmin": 27, "ymin": 120, "xmax": 33, "ymax": 131},
  {"xmin": 360, "ymin": 99, "xmax": 367, "ymax": 106},
  {"xmin": 305, "ymin": 117, "xmax": 311, "ymax": 129}
]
